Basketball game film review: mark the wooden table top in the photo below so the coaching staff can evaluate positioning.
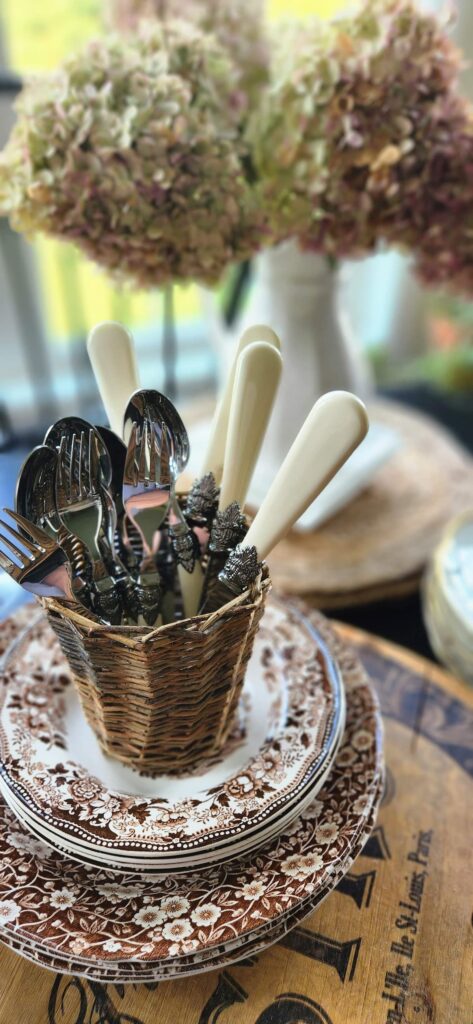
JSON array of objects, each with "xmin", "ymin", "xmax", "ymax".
[{"xmin": 0, "ymin": 621, "xmax": 471, "ymax": 1024}]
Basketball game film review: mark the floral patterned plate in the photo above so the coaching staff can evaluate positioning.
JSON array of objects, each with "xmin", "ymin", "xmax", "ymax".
[
  {"xmin": 0, "ymin": 780, "xmax": 382, "ymax": 982},
  {"xmin": 0, "ymin": 775, "xmax": 380, "ymax": 975},
  {"xmin": 1, "ymin": 796, "xmax": 380, "ymax": 979},
  {"xmin": 0, "ymin": 598, "xmax": 345, "ymax": 867},
  {"xmin": 0, "ymin": 608, "xmax": 383, "ymax": 970},
  {"xmin": 0, "ymin": 763, "xmax": 343, "ymax": 874}
]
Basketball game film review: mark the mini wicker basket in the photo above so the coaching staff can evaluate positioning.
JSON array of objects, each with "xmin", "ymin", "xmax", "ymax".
[{"xmin": 42, "ymin": 569, "xmax": 270, "ymax": 774}]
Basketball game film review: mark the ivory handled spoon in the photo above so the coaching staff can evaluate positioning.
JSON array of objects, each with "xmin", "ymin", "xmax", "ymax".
[
  {"xmin": 199, "ymin": 391, "xmax": 369, "ymax": 613},
  {"xmin": 198, "ymin": 341, "xmax": 282, "ymax": 608},
  {"xmin": 218, "ymin": 340, "xmax": 283, "ymax": 512},
  {"xmin": 87, "ymin": 322, "xmax": 140, "ymax": 439},
  {"xmin": 201, "ymin": 325, "xmax": 281, "ymax": 485}
]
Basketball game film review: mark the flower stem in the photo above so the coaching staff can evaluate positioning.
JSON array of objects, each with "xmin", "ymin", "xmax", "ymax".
[{"xmin": 162, "ymin": 284, "xmax": 177, "ymax": 400}]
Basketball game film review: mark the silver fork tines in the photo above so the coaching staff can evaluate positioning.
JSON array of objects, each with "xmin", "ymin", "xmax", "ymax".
[
  {"xmin": 139, "ymin": 422, "xmax": 149, "ymax": 486},
  {"xmin": 0, "ymin": 509, "xmax": 74, "ymax": 601},
  {"xmin": 123, "ymin": 419, "xmax": 166, "ymax": 494},
  {"xmin": 69, "ymin": 432, "xmax": 78, "ymax": 499},
  {"xmin": 56, "ymin": 428, "xmax": 125, "ymax": 624},
  {"xmin": 122, "ymin": 416, "xmax": 170, "ymax": 623},
  {"xmin": 58, "ymin": 430, "xmax": 104, "ymax": 556},
  {"xmin": 0, "ymin": 512, "xmax": 46, "ymax": 571},
  {"xmin": 124, "ymin": 423, "xmax": 140, "ymax": 490},
  {"xmin": 57, "ymin": 429, "xmax": 99, "ymax": 510},
  {"xmin": 149, "ymin": 421, "xmax": 158, "ymax": 485}
]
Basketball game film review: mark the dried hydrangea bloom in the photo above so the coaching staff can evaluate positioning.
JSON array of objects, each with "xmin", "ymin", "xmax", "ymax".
[
  {"xmin": 0, "ymin": 22, "xmax": 263, "ymax": 288},
  {"xmin": 249, "ymin": 0, "xmax": 468, "ymax": 264},
  {"xmin": 412, "ymin": 109, "xmax": 473, "ymax": 296},
  {"xmin": 107, "ymin": 0, "xmax": 269, "ymax": 103}
]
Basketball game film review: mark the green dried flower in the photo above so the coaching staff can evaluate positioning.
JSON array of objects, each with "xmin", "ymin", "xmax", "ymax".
[
  {"xmin": 0, "ymin": 21, "xmax": 263, "ymax": 288},
  {"xmin": 1, "ymin": 0, "xmax": 471, "ymax": 296},
  {"xmin": 107, "ymin": 0, "xmax": 269, "ymax": 104}
]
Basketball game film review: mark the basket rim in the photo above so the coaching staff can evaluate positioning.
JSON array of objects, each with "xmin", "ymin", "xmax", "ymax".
[{"xmin": 41, "ymin": 570, "xmax": 271, "ymax": 646}]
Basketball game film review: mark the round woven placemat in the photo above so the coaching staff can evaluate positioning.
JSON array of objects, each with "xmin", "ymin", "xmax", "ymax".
[{"xmin": 268, "ymin": 399, "xmax": 473, "ymax": 609}]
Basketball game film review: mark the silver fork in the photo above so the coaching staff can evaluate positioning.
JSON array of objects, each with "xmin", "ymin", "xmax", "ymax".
[
  {"xmin": 123, "ymin": 420, "xmax": 171, "ymax": 550},
  {"xmin": 0, "ymin": 508, "xmax": 79, "ymax": 603},
  {"xmin": 122, "ymin": 419, "xmax": 171, "ymax": 625},
  {"xmin": 15, "ymin": 444, "xmax": 95, "ymax": 613},
  {"xmin": 56, "ymin": 429, "xmax": 123, "ymax": 625}
]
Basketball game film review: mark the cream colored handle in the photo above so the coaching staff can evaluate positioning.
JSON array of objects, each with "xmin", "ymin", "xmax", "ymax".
[
  {"xmin": 178, "ymin": 561, "xmax": 204, "ymax": 619},
  {"xmin": 244, "ymin": 391, "xmax": 369, "ymax": 560},
  {"xmin": 219, "ymin": 342, "xmax": 283, "ymax": 510},
  {"xmin": 201, "ymin": 325, "xmax": 281, "ymax": 483},
  {"xmin": 87, "ymin": 321, "xmax": 140, "ymax": 437}
]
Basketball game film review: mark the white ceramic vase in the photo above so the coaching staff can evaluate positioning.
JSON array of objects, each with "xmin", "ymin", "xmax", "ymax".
[{"xmin": 205, "ymin": 239, "xmax": 374, "ymax": 471}]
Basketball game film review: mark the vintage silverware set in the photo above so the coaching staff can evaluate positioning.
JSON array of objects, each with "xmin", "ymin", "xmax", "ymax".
[
  {"xmin": 0, "ymin": 322, "xmax": 384, "ymax": 986},
  {"xmin": 0, "ymin": 322, "xmax": 370, "ymax": 626}
]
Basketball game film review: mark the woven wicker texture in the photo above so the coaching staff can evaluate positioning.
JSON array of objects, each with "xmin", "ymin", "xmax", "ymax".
[
  {"xmin": 268, "ymin": 400, "xmax": 473, "ymax": 607},
  {"xmin": 43, "ymin": 573, "xmax": 269, "ymax": 774}
]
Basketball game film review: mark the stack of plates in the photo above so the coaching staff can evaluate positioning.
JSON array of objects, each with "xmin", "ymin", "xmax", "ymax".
[
  {"xmin": 0, "ymin": 597, "xmax": 383, "ymax": 982},
  {"xmin": 423, "ymin": 511, "xmax": 473, "ymax": 686}
]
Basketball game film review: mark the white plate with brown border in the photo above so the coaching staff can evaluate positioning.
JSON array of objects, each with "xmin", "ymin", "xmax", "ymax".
[{"xmin": 0, "ymin": 598, "xmax": 345, "ymax": 868}]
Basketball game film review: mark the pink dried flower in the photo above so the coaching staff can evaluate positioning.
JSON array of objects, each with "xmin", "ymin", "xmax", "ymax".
[
  {"xmin": 411, "ymin": 109, "xmax": 473, "ymax": 296},
  {"xmin": 1, "ymin": 0, "xmax": 471, "ymax": 296},
  {"xmin": 0, "ymin": 22, "xmax": 263, "ymax": 288},
  {"xmin": 249, "ymin": 0, "xmax": 470, "ymax": 272}
]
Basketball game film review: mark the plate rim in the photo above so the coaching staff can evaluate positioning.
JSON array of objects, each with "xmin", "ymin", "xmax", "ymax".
[{"xmin": 0, "ymin": 598, "xmax": 345, "ymax": 856}]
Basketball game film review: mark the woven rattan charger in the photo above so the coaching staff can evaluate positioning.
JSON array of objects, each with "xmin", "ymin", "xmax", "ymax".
[{"xmin": 268, "ymin": 400, "xmax": 473, "ymax": 608}]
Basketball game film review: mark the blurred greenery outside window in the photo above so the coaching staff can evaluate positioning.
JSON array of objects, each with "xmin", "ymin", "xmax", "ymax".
[{"xmin": 1, "ymin": 0, "xmax": 346, "ymax": 427}]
